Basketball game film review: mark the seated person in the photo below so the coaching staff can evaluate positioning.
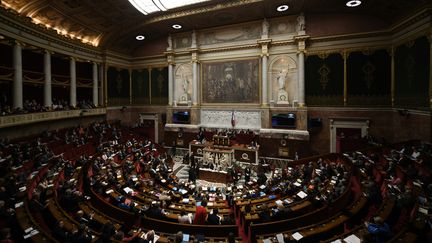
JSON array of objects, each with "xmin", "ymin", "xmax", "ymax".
[
  {"xmin": 365, "ymin": 216, "xmax": 391, "ymax": 243},
  {"xmin": 206, "ymin": 208, "xmax": 221, "ymax": 225},
  {"xmin": 271, "ymin": 202, "xmax": 290, "ymax": 220},
  {"xmin": 52, "ymin": 220, "xmax": 70, "ymax": 241},
  {"xmin": 142, "ymin": 230, "xmax": 156, "ymax": 243},
  {"xmin": 113, "ymin": 229, "xmax": 141, "ymax": 242},
  {"xmin": 72, "ymin": 224, "xmax": 92, "ymax": 242},
  {"xmin": 178, "ymin": 209, "xmax": 192, "ymax": 224},
  {"xmin": 258, "ymin": 204, "xmax": 271, "ymax": 223},
  {"xmin": 146, "ymin": 202, "xmax": 166, "ymax": 219}
]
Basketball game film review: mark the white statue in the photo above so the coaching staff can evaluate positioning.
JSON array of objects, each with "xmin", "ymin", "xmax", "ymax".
[
  {"xmin": 277, "ymin": 70, "xmax": 287, "ymax": 90},
  {"xmin": 297, "ymin": 13, "xmax": 305, "ymax": 32},
  {"xmin": 181, "ymin": 74, "xmax": 189, "ymax": 95}
]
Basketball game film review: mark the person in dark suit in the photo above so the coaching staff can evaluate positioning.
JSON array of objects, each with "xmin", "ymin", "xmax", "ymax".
[
  {"xmin": 365, "ymin": 216, "xmax": 391, "ymax": 243},
  {"xmin": 245, "ymin": 166, "xmax": 251, "ymax": 183},
  {"xmin": 72, "ymin": 224, "xmax": 92, "ymax": 243},
  {"xmin": 206, "ymin": 208, "xmax": 221, "ymax": 225},
  {"xmin": 52, "ymin": 220, "xmax": 70, "ymax": 242},
  {"xmin": 146, "ymin": 202, "xmax": 166, "ymax": 219},
  {"xmin": 258, "ymin": 204, "xmax": 271, "ymax": 223}
]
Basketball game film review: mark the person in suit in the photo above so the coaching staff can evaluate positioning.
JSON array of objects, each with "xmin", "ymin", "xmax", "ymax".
[
  {"xmin": 72, "ymin": 224, "xmax": 92, "ymax": 242},
  {"xmin": 365, "ymin": 216, "xmax": 391, "ymax": 243},
  {"xmin": 174, "ymin": 231, "xmax": 183, "ymax": 243},
  {"xmin": 244, "ymin": 166, "xmax": 251, "ymax": 183},
  {"xmin": 52, "ymin": 220, "xmax": 70, "ymax": 242},
  {"xmin": 206, "ymin": 208, "xmax": 221, "ymax": 225},
  {"xmin": 258, "ymin": 204, "xmax": 271, "ymax": 223}
]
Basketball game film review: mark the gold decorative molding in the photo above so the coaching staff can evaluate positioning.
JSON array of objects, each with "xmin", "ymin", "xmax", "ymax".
[
  {"xmin": 0, "ymin": 108, "xmax": 106, "ymax": 129},
  {"xmin": 199, "ymin": 43, "xmax": 259, "ymax": 54},
  {"xmin": 191, "ymin": 50, "xmax": 199, "ymax": 63},
  {"xmin": 141, "ymin": 0, "xmax": 263, "ymax": 25}
]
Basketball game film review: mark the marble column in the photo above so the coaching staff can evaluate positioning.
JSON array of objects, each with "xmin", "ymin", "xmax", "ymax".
[
  {"xmin": 261, "ymin": 54, "xmax": 268, "ymax": 105},
  {"xmin": 298, "ymin": 50, "xmax": 305, "ymax": 106},
  {"xmin": 70, "ymin": 57, "xmax": 76, "ymax": 107},
  {"xmin": 13, "ymin": 42, "xmax": 23, "ymax": 109},
  {"xmin": 168, "ymin": 63, "xmax": 173, "ymax": 105},
  {"xmin": 43, "ymin": 50, "xmax": 52, "ymax": 108},
  {"xmin": 92, "ymin": 62, "xmax": 98, "ymax": 106},
  {"xmin": 343, "ymin": 52, "xmax": 348, "ymax": 106},
  {"xmin": 192, "ymin": 60, "xmax": 198, "ymax": 105}
]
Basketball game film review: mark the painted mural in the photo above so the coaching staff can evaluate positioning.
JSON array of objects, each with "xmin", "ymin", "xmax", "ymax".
[{"xmin": 202, "ymin": 59, "xmax": 259, "ymax": 103}]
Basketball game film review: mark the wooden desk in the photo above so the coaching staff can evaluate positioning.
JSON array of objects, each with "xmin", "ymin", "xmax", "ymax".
[
  {"xmin": 198, "ymin": 168, "xmax": 228, "ymax": 183},
  {"xmin": 190, "ymin": 141, "xmax": 258, "ymax": 164}
]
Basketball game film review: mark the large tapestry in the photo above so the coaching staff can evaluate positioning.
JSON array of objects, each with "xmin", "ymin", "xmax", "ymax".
[
  {"xmin": 107, "ymin": 67, "xmax": 130, "ymax": 106},
  {"xmin": 202, "ymin": 59, "xmax": 259, "ymax": 103}
]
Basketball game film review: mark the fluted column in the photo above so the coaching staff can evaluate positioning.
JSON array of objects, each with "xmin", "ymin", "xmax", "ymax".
[
  {"xmin": 192, "ymin": 60, "xmax": 198, "ymax": 105},
  {"xmin": 298, "ymin": 50, "xmax": 305, "ymax": 106},
  {"xmin": 262, "ymin": 55, "xmax": 268, "ymax": 105},
  {"xmin": 168, "ymin": 63, "xmax": 173, "ymax": 105},
  {"xmin": 44, "ymin": 50, "xmax": 52, "ymax": 108},
  {"xmin": 70, "ymin": 57, "xmax": 76, "ymax": 107},
  {"xmin": 92, "ymin": 62, "xmax": 98, "ymax": 106},
  {"xmin": 13, "ymin": 42, "xmax": 23, "ymax": 109}
]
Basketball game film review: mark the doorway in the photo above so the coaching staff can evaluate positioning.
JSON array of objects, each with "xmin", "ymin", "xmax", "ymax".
[
  {"xmin": 330, "ymin": 119, "xmax": 369, "ymax": 153},
  {"xmin": 139, "ymin": 113, "xmax": 159, "ymax": 143}
]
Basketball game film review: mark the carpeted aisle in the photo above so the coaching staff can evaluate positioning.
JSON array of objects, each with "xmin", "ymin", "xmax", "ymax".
[{"xmin": 235, "ymin": 208, "xmax": 249, "ymax": 243}]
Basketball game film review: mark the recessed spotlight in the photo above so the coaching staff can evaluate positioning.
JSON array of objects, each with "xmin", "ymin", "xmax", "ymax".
[
  {"xmin": 172, "ymin": 24, "xmax": 182, "ymax": 29},
  {"xmin": 136, "ymin": 35, "xmax": 145, "ymax": 40},
  {"xmin": 346, "ymin": 0, "xmax": 361, "ymax": 7},
  {"xmin": 276, "ymin": 4, "xmax": 289, "ymax": 12}
]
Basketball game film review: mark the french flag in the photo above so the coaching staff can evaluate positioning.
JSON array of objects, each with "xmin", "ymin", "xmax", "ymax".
[{"xmin": 231, "ymin": 111, "xmax": 236, "ymax": 127}]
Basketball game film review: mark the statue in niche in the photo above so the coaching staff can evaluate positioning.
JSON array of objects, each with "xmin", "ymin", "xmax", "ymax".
[
  {"xmin": 277, "ymin": 70, "xmax": 287, "ymax": 91},
  {"xmin": 179, "ymin": 73, "xmax": 190, "ymax": 104},
  {"xmin": 276, "ymin": 69, "xmax": 289, "ymax": 105},
  {"xmin": 262, "ymin": 18, "xmax": 269, "ymax": 38},
  {"xmin": 297, "ymin": 12, "xmax": 305, "ymax": 34},
  {"xmin": 182, "ymin": 74, "xmax": 189, "ymax": 95}
]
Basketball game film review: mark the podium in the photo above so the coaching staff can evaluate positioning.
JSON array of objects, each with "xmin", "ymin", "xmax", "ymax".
[{"xmin": 213, "ymin": 135, "xmax": 230, "ymax": 147}]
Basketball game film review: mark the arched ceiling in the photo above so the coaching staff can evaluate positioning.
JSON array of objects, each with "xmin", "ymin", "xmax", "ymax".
[{"xmin": 1, "ymin": 0, "xmax": 430, "ymax": 55}]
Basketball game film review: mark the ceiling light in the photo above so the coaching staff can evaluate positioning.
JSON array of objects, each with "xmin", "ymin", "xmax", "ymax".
[
  {"xmin": 346, "ymin": 0, "xmax": 361, "ymax": 7},
  {"xmin": 172, "ymin": 24, "xmax": 182, "ymax": 29},
  {"xmin": 276, "ymin": 4, "xmax": 289, "ymax": 12},
  {"xmin": 128, "ymin": 0, "xmax": 211, "ymax": 15},
  {"xmin": 136, "ymin": 35, "xmax": 145, "ymax": 40}
]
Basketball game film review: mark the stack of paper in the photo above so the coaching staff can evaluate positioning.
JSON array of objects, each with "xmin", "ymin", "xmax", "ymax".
[
  {"xmin": 297, "ymin": 191, "xmax": 308, "ymax": 199},
  {"xmin": 276, "ymin": 233, "xmax": 285, "ymax": 243},
  {"xmin": 292, "ymin": 232, "xmax": 303, "ymax": 241},
  {"xmin": 15, "ymin": 202, "xmax": 24, "ymax": 208},
  {"xmin": 343, "ymin": 234, "xmax": 360, "ymax": 243}
]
